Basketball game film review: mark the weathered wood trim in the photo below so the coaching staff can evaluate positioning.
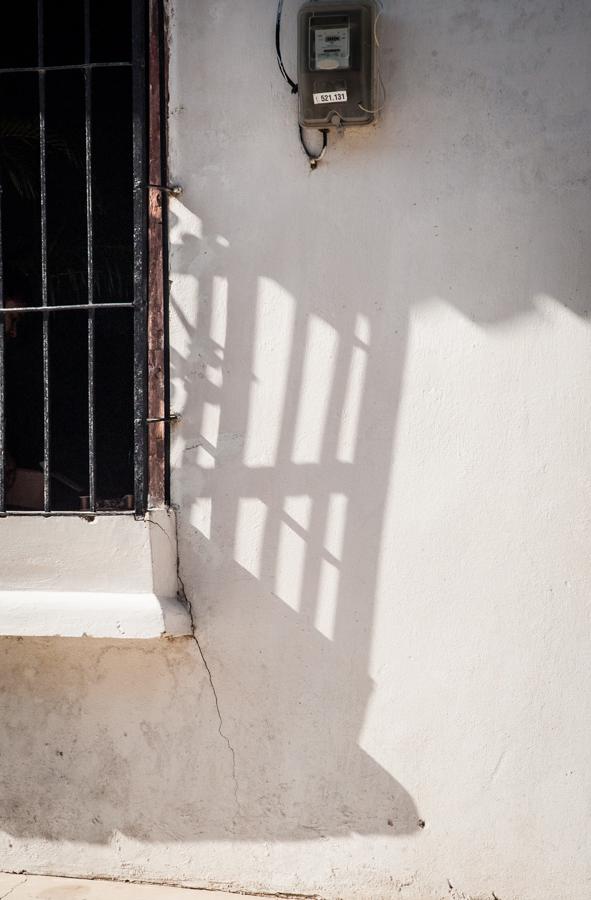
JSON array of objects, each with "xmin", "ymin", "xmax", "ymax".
[{"xmin": 147, "ymin": 0, "xmax": 167, "ymax": 507}]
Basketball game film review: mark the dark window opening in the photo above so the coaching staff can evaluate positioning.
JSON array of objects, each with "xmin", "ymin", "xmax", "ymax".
[{"xmin": 0, "ymin": 0, "xmax": 161, "ymax": 516}]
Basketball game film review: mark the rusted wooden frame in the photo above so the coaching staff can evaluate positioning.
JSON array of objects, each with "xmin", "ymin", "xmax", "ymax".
[{"xmin": 147, "ymin": 0, "xmax": 167, "ymax": 507}]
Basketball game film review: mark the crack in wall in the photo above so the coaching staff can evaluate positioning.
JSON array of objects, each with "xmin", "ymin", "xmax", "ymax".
[
  {"xmin": 446, "ymin": 879, "xmax": 501, "ymax": 900},
  {"xmin": 0, "ymin": 876, "xmax": 28, "ymax": 900},
  {"xmin": 174, "ymin": 515, "xmax": 240, "ymax": 816},
  {"xmin": 145, "ymin": 514, "xmax": 171, "ymax": 542},
  {"xmin": 0, "ymin": 873, "xmax": 320, "ymax": 900}
]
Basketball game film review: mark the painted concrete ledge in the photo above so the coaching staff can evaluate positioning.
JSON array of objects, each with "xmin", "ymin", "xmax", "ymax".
[
  {"xmin": 0, "ymin": 590, "xmax": 191, "ymax": 638},
  {"xmin": 0, "ymin": 509, "xmax": 192, "ymax": 638},
  {"xmin": 0, "ymin": 874, "xmax": 262, "ymax": 899}
]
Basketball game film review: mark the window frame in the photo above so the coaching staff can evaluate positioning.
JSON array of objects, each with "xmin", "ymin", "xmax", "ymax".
[
  {"xmin": 0, "ymin": 0, "xmax": 168, "ymax": 518},
  {"xmin": 146, "ymin": 0, "xmax": 169, "ymax": 510}
]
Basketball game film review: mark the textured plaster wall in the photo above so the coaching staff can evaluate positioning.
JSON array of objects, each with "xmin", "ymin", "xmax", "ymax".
[{"xmin": 2, "ymin": 1, "xmax": 591, "ymax": 898}]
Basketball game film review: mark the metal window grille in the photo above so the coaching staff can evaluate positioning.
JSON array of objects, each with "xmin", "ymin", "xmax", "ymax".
[{"xmin": 0, "ymin": 0, "xmax": 150, "ymax": 517}]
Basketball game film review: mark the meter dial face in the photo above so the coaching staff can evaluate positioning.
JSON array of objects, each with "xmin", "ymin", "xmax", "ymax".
[{"xmin": 312, "ymin": 25, "xmax": 350, "ymax": 70}]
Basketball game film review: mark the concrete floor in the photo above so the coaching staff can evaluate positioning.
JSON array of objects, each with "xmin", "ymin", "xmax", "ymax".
[{"xmin": 0, "ymin": 874, "xmax": 263, "ymax": 900}]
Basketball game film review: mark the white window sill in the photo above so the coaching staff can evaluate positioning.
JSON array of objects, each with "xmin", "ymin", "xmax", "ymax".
[
  {"xmin": 0, "ymin": 589, "xmax": 190, "ymax": 638},
  {"xmin": 0, "ymin": 509, "xmax": 192, "ymax": 639}
]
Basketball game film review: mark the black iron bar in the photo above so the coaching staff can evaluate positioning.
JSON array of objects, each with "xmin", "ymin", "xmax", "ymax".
[
  {"xmin": 38, "ymin": 0, "xmax": 50, "ymax": 513},
  {"xmin": 0, "ymin": 302, "xmax": 134, "ymax": 314},
  {"xmin": 132, "ymin": 0, "xmax": 148, "ymax": 516},
  {"xmin": 0, "ymin": 186, "xmax": 4, "ymax": 515},
  {"xmin": 3, "ymin": 509, "xmax": 135, "ymax": 517},
  {"xmin": 84, "ymin": 0, "xmax": 95, "ymax": 512},
  {"xmin": 0, "ymin": 62, "xmax": 132, "ymax": 75}
]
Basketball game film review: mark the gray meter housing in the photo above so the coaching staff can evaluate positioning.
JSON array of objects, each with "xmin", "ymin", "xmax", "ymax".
[{"xmin": 298, "ymin": 1, "xmax": 377, "ymax": 129}]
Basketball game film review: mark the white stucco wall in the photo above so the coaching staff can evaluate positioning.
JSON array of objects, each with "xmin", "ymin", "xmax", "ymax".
[{"xmin": 2, "ymin": 1, "xmax": 591, "ymax": 898}]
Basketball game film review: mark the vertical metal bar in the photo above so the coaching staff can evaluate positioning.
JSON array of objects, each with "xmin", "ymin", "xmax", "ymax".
[
  {"xmin": 0, "ymin": 186, "xmax": 5, "ymax": 515},
  {"xmin": 84, "ymin": 0, "xmax": 95, "ymax": 511},
  {"xmin": 38, "ymin": 0, "xmax": 50, "ymax": 512},
  {"xmin": 132, "ymin": 0, "xmax": 148, "ymax": 515},
  {"xmin": 160, "ymin": 0, "xmax": 171, "ymax": 508}
]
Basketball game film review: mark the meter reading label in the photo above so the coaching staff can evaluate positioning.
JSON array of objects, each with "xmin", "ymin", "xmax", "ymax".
[{"xmin": 313, "ymin": 90, "xmax": 348, "ymax": 105}]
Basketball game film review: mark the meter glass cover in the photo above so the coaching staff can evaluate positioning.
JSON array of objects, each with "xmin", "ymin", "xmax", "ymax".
[{"xmin": 313, "ymin": 26, "xmax": 350, "ymax": 70}]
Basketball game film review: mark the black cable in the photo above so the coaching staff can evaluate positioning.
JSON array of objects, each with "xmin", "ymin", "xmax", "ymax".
[
  {"xmin": 276, "ymin": 0, "xmax": 298, "ymax": 93},
  {"xmin": 299, "ymin": 127, "xmax": 329, "ymax": 169},
  {"xmin": 276, "ymin": 1, "xmax": 329, "ymax": 169}
]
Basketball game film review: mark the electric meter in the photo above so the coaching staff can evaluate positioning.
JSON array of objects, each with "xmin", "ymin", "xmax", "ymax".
[{"xmin": 297, "ymin": 1, "xmax": 378, "ymax": 129}]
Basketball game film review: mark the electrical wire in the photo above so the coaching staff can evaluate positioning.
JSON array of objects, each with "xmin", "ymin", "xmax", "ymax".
[
  {"xmin": 358, "ymin": 8, "xmax": 387, "ymax": 114},
  {"xmin": 299, "ymin": 126, "xmax": 329, "ymax": 169},
  {"xmin": 276, "ymin": 0, "xmax": 298, "ymax": 93},
  {"xmin": 277, "ymin": 1, "xmax": 328, "ymax": 169}
]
